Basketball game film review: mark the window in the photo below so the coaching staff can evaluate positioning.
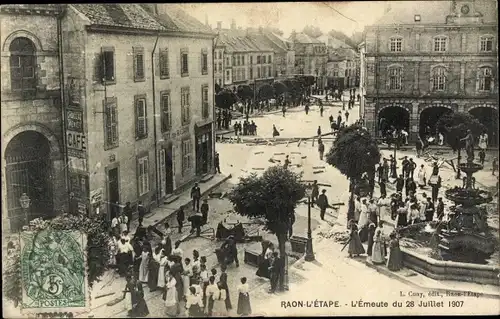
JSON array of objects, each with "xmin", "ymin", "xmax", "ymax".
[
  {"xmin": 181, "ymin": 49, "xmax": 189, "ymax": 76},
  {"xmin": 480, "ymin": 36, "xmax": 493, "ymax": 52},
  {"xmin": 159, "ymin": 49, "xmax": 169, "ymax": 78},
  {"xmin": 242, "ymin": 56, "xmax": 245, "ymax": 65},
  {"xmin": 201, "ymin": 50, "xmax": 208, "ymax": 75},
  {"xmin": 102, "ymin": 48, "xmax": 115, "ymax": 82},
  {"xmin": 237, "ymin": 55, "xmax": 240, "ymax": 66},
  {"xmin": 257, "ymin": 56, "xmax": 261, "ymax": 64},
  {"xmin": 9, "ymin": 37, "xmax": 37, "ymax": 95},
  {"xmin": 161, "ymin": 92, "xmax": 171, "ymax": 132},
  {"xmin": 104, "ymin": 97, "xmax": 118, "ymax": 149},
  {"xmin": 218, "ymin": 62, "xmax": 222, "ymax": 73},
  {"xmin": 268, "ymin": 66, "xmax": 271, "ymax": 77},
  {"xmin": 389, "ymin": 37, "xmax": 402, "ymax": 52},
  {"xmin": 433, "ymin": 36, "xmax": 447, "ymax": 52},
  {"xmin": 135, "ymin": 95, "xmax": 147, "ymax": 139},
  {"xmin": 225, "ymin": 70, "xmax": 230, "ymax": 81},
  {"xmin": 214, "ymin": 63, "xmax": 217, "ymax": 73},
  {"xmin": 181, "ymin": 139, "xmax": 193, "ymax": 176},
  {"xmin": 226, "ymin": 57, "xmax": 230, "ymax": 66},
  {"xmin": 388, "ymin": 67, "xmax": 402, "ymax": 90},
  {"xmin": 181, "ymin": 87, "xmax": 190, "ymax": 125},
  {"xmin": 478, "ymin": 67, "xmax": 493, "ymax": 91},
  {"xmin": 137, "ymin": 155, "xmax": 149, "ymax": 196},
  {"xmin": 249, "ymin": 67, "xmax": 253, "ymax": 79},
  {"xmin": 333, "ymin": 70, "xmax": 339, "ymax": 77},
  {"xmin": 257, "ymin": 67, "xmax": 261, "ymax": 78},
  {"xmin": 133, "ymin": 47, "xmax": 145, "ymax": 81},
  {"xmin": 250, "ymin": 56, "xmax": 253, "ymax": 64},
  {"xmin": 202, "ymin": 85, "xmax": 209, "ymax": 119},
  {"xmin": 232, "ymin": 56, "xmax": 236, "ymax": 66},
  {"xmin": 432, "ymin": 67, "xmax": 446, "ymax": 91},
  {"xmin": 268, "ymin": 55, "xmax": 272, "ymax": 63},
  {"xmin": 243, "ymin": 69, "xmax": 246, "ymax": 80},
  {"xmin": 218, "ymin": 51, "xmax": 222, "ymax": 59}
]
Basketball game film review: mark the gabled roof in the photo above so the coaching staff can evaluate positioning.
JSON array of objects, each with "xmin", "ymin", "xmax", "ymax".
[
  {"xmin": 373, "ymin": 0, "xmax": 497, "ymax": 26},
  {"xmin": 291, "ymin": 32, "xmax": 323, "ymax": 44},
  {"xmin": 328, "ymin": 47, "xmax": 359, "ymax": 62},
  {"xmin": 265, "ymin": 32, "xmax": 293, "ymax": 51},
  {"xmin": 155, "ymin": 4, "xmax": 215, "ymax": 35},
  {"xmin": 247, "ymin": 32, "xmax": 282, "ymax": 53},
  {"xmin": 215, "ymin": 29, "xmax": 275, "ymax": 53},
  {"xmin": 317, "ymin": 34, "xmax": 352, "ymax": 49},
  {"xmin": 71, "ymin": 4, "xmax": 167, "ymax": 31}
]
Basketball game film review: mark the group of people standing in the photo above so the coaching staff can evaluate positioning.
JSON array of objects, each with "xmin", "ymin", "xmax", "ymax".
[
  {"xmin": 233, "ymin": 120, "xmax": 258, "ymax": 136},
  {"xmin": 216, "ymin": 109, "xmax": 233, "ymax": 131}
]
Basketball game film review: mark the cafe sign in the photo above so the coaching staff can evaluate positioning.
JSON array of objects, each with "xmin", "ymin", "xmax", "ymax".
[{"xmin": 66, "ymin": 131, "xmax": 87, "ymax": 151}]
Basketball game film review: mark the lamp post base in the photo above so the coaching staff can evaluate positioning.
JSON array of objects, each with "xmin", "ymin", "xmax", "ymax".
[{"xmin": 304, "ymin": 236, "xmax": 315, "ymax": 262}]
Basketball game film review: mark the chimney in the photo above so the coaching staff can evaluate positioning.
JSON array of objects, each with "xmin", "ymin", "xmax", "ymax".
[
  {"xmin": 217, "ymin": 21, "xmax": 222, "ymax": 30},
  {"xmin": 231, "ymin": 19, "xmax": 236, "ymax": 30}
]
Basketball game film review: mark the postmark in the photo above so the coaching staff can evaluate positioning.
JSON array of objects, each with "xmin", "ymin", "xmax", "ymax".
[{"xmin": 20, "ymin": 229, "xmax": 89, "ymax": 315}]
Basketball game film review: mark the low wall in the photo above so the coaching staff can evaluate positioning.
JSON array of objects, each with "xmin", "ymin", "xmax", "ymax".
[{"xmin": 401, "ymin": 247, "xmax": 500, "ymax": 286}]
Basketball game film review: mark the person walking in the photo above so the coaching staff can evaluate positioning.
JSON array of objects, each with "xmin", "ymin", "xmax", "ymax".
[
  {"xmin": 305, "ymin": 103, "xmax": 310, "ymax": 115},
  {"xmin": 282, "ymin": 105, "xmax": 286, "ymax": 117},
  {"xmin": 367, "ymin": 223, "xmax": 376, "ymax": 256},
  {"xmin": 317, "ymin": 126, "xmax": 322, "ymax": 137},
  {"xmin": 212, "ymin": 282, "xmax": 228, "ymax": 316},
  {"xmin": 386, "ymin": 232, "xmax": 403, "ymax": 271},
  {"xmin": 316, "ymin": 189, "xmax": 330, "ymax": 221},
  {"xmin": 283, "ymin": 155, "xmax": 291, "ymax": 169},
  {"xmin": 137, "ymin": 201, "xmax": 146, "ymax": 223},
  {"xmin": 310, "ymin": 180, "xmax": 319, "ymax": 208},
  {"xmin": 219, "ymin": 264, "xmax": 232, "ymax": 311},
  {"xmin": 425, "ymin": 197, "xmax": 435, "ymax": 222},
  {"xmin": 138, "ymin": 245, "xmax": 151, "ymax": 284},
  {"xmin": 329, "ymin": 114, "xmax": 334, "ymax": 124},
  {"xmin": 345, "ymin": 110, "xmax": 349, "ymax": 123},
  {"xmin": 319, "ymin": 103, "xmax": 324, "ymax": 117},
  {"xmin": 408, "ymin": 158, "xmax": 417, "ymax": 179},
  {"xmin": 205, "ymin": 276, "xmax": 218, "ymax": 316},
  {"xmin": 237, "ymin": 277, "xmax": 252, "ymax": 316},
  {"xmin": 436, "ymin": 197, "xmax": 445, "ymax": 220},
  {"xmin": 200, "ymin": 199, "xmax": 209, "ymax": 225},
  {"xmin": 214, "ymin": 152, "xmax": 221, "ymax": 174},
  {"xmin": 370, "ymin": 229, "xmax": 385, "ymax": 264},
  {"xmin": 417, "ymin": 164, "xmax": 427, "ymax": 189},
  {"xmin": 272, "ymin": 124, "xmax": 280, "ymax": 138},
  {"xmin": 318, "ymin": 139, "xmax": 325, "ymax": 161},
  {"xmin": 118, "ymin": 212, "xmax": 128, "ymax": 234},
  {"xmin": 428, "ymin": 173, "xmax": 441, "ymax": 203},
  {"xmin": 191, "ymin": 183, "xmax": 201, "ymax": 212},
  {"xmin": 176, "ymin": 207, "xmax": 185, "ymax": 233},
  {"xmin": 347, "ymin": 220, "xmax": 365, "ymax": 258},
  {"xmin": 164, "ymin": 272, "xmax": 179, "ymax": 317},
  {"xmin": 337, "ymin": 112, "xmax": 342, "ymax": 128}
]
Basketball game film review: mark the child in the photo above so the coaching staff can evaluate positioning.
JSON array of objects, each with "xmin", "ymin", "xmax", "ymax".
[
  {"xmin": 479, "ymin": 149, "xmax": 486, "ymax": 166},
  {"xmin": 237, "ymin": 277, "xmax": 252, "ymax": 316}
]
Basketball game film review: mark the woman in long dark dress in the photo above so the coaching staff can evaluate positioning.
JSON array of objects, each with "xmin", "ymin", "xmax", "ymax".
[
  {"xmin": 256, "ymin": 241, "xmax": 273, "ymax": 279},
  {"xmin": 237, "ymin": 277, "xmax": 252, "ymax": 316},
  {"xmin": 148, "ymin": 245, "xmax": 161, "ymax": 292},
  {"xmin": 366, "ymin": 223, "xmax": 376, "ymax": 256},
  {"xmin": 129, "ymin": 283, "xmax": 150, "ymax": 317},
  {"xmin": 123, "ymin": 275, "xmax": 137, "ymax": 316},
  {"xmin": 347, "ymin": 220, "xmax": 365, "ymax": 257},
  {"xmin": 386, "ymin": 232, "xmax": 404, "ymax": 271}
]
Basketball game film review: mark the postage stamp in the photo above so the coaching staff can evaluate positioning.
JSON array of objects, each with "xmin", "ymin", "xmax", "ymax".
[{"xmin": 19, "ymin": 229, "xmax": 89, "ymax": 315}]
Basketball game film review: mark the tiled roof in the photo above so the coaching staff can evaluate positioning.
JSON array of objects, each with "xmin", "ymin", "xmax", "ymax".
[
  {"xmin": 264, "ymin": 32, "xmax": 292, "ymax": 51},
  {"xmin": 155, "ymin": 4, "xmax": 215, "ymax": 34},
  {"xmin": 317, "ymin": 35, "xmax": 352, "ymax": 49},
  {"xmin": 71, "ymin": 4, "xmax": 167, "ymax": 31},
  {"xmin": 373, "ymin": 0, "xmax": 497, "ymax": 25},
  {"xmin": 291, "ymin": 32, "xmax": 323, "ymax": 44},
  {"xmin": 215, "ymin": 29, "xmax": 275, "ymax": 53},
  {"xmin": 247, "ymin": 33, "xmax": 281, "ymax": 52},
  {"xmin": 328, "ymin": 48, "xmax": 358, "ymax": 61}
]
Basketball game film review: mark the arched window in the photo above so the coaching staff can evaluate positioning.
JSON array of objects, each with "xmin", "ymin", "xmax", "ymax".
[
  {"xmin": 431, "ymin": 67, "xmax": 446, "ymax": 91},
  {"xmin": 478, "ymin": 67, "xmax": 493, "ymax": 91},
  {"xmin": 9, "ymin": 37, "xmax": 37, "ymax": 94},
  {"xmin": 388, "ymin": 67, "xmax": 403, "ymax": 90}
]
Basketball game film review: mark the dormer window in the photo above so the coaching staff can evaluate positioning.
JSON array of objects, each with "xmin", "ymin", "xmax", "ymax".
[
  {"xmin": 414, "ymin": 15, "xmax": 421, "ymax": 22},
  {"xmin": 433, "ymin": 36, "xmax": 447, "ymax": 52},
  {"xmin": 389, "ymin": 37, "xmax": 402, "ymax": 52}
]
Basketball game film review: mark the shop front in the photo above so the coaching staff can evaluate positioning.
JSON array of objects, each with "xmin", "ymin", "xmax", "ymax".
[{"xmin": 195, "ymin": 123, "xmax": 214, "ymax": 176}]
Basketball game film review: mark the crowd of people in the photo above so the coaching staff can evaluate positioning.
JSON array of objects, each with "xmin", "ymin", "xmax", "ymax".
[{"xmin": 233, "ymin": 120, "xmax": 258, "ymax": 136}]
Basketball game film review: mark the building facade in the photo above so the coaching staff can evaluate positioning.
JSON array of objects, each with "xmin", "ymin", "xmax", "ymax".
[
  {"xmin": 326, "ymin": 47, "xmax": 360, "ymax": 90},
  {"xmin": 290, "ymin": 32, "xmax": 328, "ymax": 91},
  {"xmin": 1, "ymin": 4, "xmax": 216, "ymax": 230},
  {"xmin": 1, "ymin": 5, "xmax": 67, "ymax": 232},
  {"xmin": 363, "ymin": 0, "xmax": 498, "ymax": 143}
]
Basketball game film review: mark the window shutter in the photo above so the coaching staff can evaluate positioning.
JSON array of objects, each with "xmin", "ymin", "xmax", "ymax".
[
  {"xmin": 476, "ymin": 70, "xmax": 480, "ymax": 91},
  {"xmin": 200, "ymin": 49, "xmax": 203, "ymax": 74},
  {"xmin": 136, "ymin": 158, "xmax": 140, "ymax": 196},
  {"xmin": 93, "ymin": 53, "xmax": 102, "ymax": 82},
  {"xmin": 135, "ymin": 98, "xmax": 139, "ymax": 138},
  {"xmin": 430, "ymin": 71, "xmax": 435, "ymax": 91}
]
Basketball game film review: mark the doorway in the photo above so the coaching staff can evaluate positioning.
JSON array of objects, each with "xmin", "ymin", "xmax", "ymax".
[
  {"xmin": 196, "ymin": 132, "xmax": 211, "ymax": 175},
  {"xmin": 377, "ymin": 106, "xmax": 410, "ymax": 137},
  {"xmin": 162, "ymin": 145, "xmax": 174, "ymax": 195},
  {"xmin": 469, "ymin": 107, "xmax": 498, "ymax": 147},
  {"xmin": 419, "ymin": 107, "xmax": 453, "ymax": 140},
  {"xmin": 5, "ymin": 131, "xmax": 53, "ymax": 231},
  {"xmin": 107, "ymin": 167, "xmax": 120, "ymax": 219}
]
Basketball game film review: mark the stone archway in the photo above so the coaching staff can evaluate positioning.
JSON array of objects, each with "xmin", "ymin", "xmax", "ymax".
[
  {"xmin": 419, "ymin": 106, "xmax": 453, "ymax": 140},
  {"xmin": 4, "ymin": 131, "xmax": 53, "ymax": 231},
  {"xmin": 377, "ymin": 105, "xmax": 411, "ymax": 137},
  {"xmin": 469, "ymin": 106, "xmax": 499, "ymax": 146}
]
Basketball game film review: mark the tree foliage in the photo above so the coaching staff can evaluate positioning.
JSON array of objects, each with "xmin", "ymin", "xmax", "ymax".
[
  {"xmin": 215, "ymin": 83, "xmax": 222, "ymax": 94},
  {"xmin": 4, "ymin": 214, "xmax": 111, "ymax": 307},
  {"xmin": 325, "ymin": 124, "xmax": 381, "ymax": 180},
  {"xmin": 328, "ymin": 29, "xmax": 358, "ymax": 48},
  {"xmin": 273, "ymin": 81, "xmax": 288, "ymax": 97},
  {"xmin": 302, "ymin": 25, "xmax": 323, "ymax": 38},
  {"xmin": 215, "ymin": 89, "xmax": 238, "ymax": 109},
  {"xmin": 258, "ymin": 84, "xmax": 275, "ymax": 101},
  {"xmin": 436, "ymin": 112, "xmax": 485, "ymax": 151},
  {"xmin": 227, "ymin": 166, "xmax": 306, "ymax": 236},
  {"xmin": 237, "ymin": 84, "xmax": 253, "ymax": 101}
]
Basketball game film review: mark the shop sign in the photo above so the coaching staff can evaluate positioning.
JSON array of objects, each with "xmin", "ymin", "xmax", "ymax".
[
  {"xmin": 68, "ymin": 156, "xmax": 88, "ymax": 172},
  {"xmin": 67, "ymin": 131, "xmax": 87, "ymax": 151},
  {"xmin": 66, "ymin": 109, "xmax": 83, "ymax": 132},
  {"xmin": 68, "ymin": 77, "xmax": 81, "ymax": 107},
  {"xmin": 90, "ymin": 188, "xmax": 103, "ymax": 205}
]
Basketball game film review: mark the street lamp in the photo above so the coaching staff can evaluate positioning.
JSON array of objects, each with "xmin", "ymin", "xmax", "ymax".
[
  {"xmin": 304, "ymin": 184, "xmax": 315, "ymax": 262},
  {"xmin": 19, "ymin": 193, "xmax": 31, "ymax": 226}
]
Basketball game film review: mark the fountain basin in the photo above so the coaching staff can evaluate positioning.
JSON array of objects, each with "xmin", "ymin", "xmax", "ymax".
[
  {"xmin": 445, "ymin": 187, "xmax": 493, "ymax": 206},
  {"xmin": 400, "ymin": 247, "xmax": 500, "ymax": 286},
  {"xmin": 458, "ymin": 162, "xmax": 483, "ymax": 174}
]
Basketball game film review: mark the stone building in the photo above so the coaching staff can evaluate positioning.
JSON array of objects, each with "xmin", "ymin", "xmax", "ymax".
[
  {"xmin": 61, "ymin": 4, "xmax": 216, "ymax": 218},
  {"xmin": 362, "ymin": 0, "xmax": 498, "ymax": 143},
  {"xmin": 326, "ymin": 47, "xmax": 360, "ymax": 90},
  {"xmin": 1, "ymin": 4, "xmax": 216, "ymax": 230},
  {"xmin": 1, "ymin": 4, "xmax": 67, "ymax": 232},
  {"xmin": 289, "ymin": 31, "xmax": 328, "ymax": 91}
]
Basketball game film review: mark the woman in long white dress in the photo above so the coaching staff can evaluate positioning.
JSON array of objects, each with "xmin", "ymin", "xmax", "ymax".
[
  {"xmin": 138, "ymin": 246, "xmax": 150, "ymax": 283},
  {"xmin": 165, "ymin": 272, "xmax": 178, "ymax": 317},
  {"xmin": 479, "ymin": 133, "xmax": 488, "ymax": 150},
  {"xmin": 371, "ymin": 229, "xmax": 385, "ymax": 264},
  {"xmin": 212, "ymin": 282, "xmax": 228, "ymax": 317},
  {"xmin": 182, "ymin": 258, "xmax": 193, "ymax": 300},
  {"xmin": 157, "ymin": 250, "xmax": 168, "ymax": 289},
  {"xmin": 417, "ymin": 165, "xmax": 427, "ymax": 189}
]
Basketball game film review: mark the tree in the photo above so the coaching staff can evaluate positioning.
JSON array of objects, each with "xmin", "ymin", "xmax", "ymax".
[
  {"xmin": 215, "ymin": 83, "xmax": 222, "ymax": 94},
  {"xmin": 325, "ymin": 124, "xmax": 381, "ymax": 221},
  {"xmin": 258, "ymin": 84, "xmax": 275, "ymax": 101},
  {"xmin": 227, "ymin": 166, "xmax": 306, "ymax": 291},
  {"xmin": 4, "ymin": 213, "xmax": 111, "ymax": 307},
  {"xmin": 436, "ymin": 112, "xmax": 485, "ymax": 178},
  {"xmin": 273, "ymin": 81, "xmax": 288, "ymax": 105},
  {"xmin": 302, "ymin": 25, "xmax": 323, "ymax": 38},
  {"xmin": 215, "ymin": 89, "xmax": 238, "ymax": 109}
]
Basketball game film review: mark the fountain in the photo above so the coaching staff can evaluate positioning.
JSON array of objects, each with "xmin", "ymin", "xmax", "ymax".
[{"xmin": 440, "ymin": 137, "xmax": 494, "ymax": 260}]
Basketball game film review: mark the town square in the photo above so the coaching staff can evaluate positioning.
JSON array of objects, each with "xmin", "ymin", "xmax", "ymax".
[{"xmin": 1, "ymin": 1, "xmax": 499, "ymax": 318}]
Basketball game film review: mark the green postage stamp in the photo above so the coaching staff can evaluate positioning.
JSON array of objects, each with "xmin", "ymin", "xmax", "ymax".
[{"xmin": 20, "ymin": 229, "xmax": 89, "ymax": 315}]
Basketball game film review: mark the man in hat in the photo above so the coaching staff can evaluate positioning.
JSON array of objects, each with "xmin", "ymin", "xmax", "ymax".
[
  {"xmin": 214, "ymin": 152, "xmax": 221, "ymax": 174},
  {"xmin": 200, "ymin": 199, "xmax": 209, "ymax": 225},
  {"xmin": 316, "ymin": 189, "xmax": 330, "ymax": 221},
  {"xmin": 191, "ymin": 183, "xmax": 201, "ymax": 212}
]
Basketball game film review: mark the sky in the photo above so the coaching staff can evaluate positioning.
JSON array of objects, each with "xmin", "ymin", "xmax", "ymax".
[{"xmin": 179, "ymin": 1, "xmax": 388, "ymax": 37}]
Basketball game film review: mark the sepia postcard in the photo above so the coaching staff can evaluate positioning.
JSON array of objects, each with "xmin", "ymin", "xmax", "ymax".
[{"xmin": 1, "ymin": 1, "xmax": 499, "ymax": 317}]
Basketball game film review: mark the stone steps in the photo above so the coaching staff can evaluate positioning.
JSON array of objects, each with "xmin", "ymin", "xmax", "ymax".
[
  {"xmin": 200, "ymin": 174, "xmax": 215, "ymax": 183},
  {"xmin": 163, "ymin": 194, "xmax": 180, "ymax": 205}
]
